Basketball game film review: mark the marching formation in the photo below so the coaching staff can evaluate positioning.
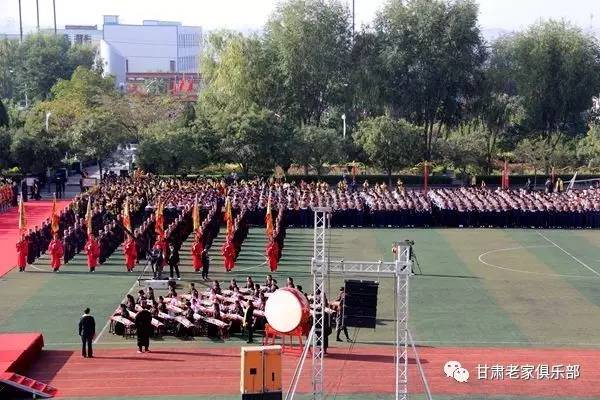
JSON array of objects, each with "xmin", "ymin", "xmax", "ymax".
[{"xmin": 13, "ymin": 174, "xmax": 600, "ymax": 274}]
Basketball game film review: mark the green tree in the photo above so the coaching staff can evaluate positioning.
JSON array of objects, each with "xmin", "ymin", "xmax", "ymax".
[
  {"xmin": 375, "ymin": 0, "xmax": 486, "ymax": 160},
  {"xmin": 577, "ymin": 124, "xmax": 600, "ymax": 168},
  {"xmin": 0, "ymin": 99, "xmax": 8, "ymax": 128},
  {"xmin": 71, "ymin": 110, "xmax": 126, "ymax": 179},
  {"xmin": 266, "ymin": 0, "xmax": 352, "ymax": 124},
  {"xmin": 295, "ymin": 124, "xmax": 342, "ymax": 175},
  {"xmin": 10, "ymin": 128, "xmax": 63, "ymax": 174},
  {"xmin": 437, "ymin": 123, "xmax": 488, "ymax": 178},
  {"xmin": 137, "ymin": 122, "xmax": 211, "ymax": 175},
  {"xmin": 354, "ymin": 116, "xmax": 421, "ymax": 181},
  {"xmin": 0, "ymin": 127, "xmax": 12, "ymax": 169},
  {"xmin": 0, "ymin": 39, "xmax": 21, "ymax": 99},
  {"xmin": 495, "ymin": 21, "xmax": 600, "ymax": 137}
]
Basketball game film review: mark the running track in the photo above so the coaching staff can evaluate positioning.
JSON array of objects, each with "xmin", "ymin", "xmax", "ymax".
[
  {"xmin": 27, "ymin": 346, "xmax": 600, "ymax": 398},
  {"xmin": 0, "ymin": 200, "xmax": 70, "ymax": 277}
]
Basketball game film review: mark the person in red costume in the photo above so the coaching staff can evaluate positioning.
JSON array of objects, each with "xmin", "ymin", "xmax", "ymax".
[
  {"xmin": 48, "ymin": 234, "xmax": 64, "ymax": 272},
  {"xmin": 84, "ymin": 234, "xmax": 101, "ymax": 272},
  {"xmin": 191, "ymin": 233, "xmax": 204, "ymax": 272},
  {"xmin": 16, "ymin": 234, "xmax": 29, "ymax": 272},
  {"xmin": 266, "ymin": 237, "xmax": 280, "ymax": 272},
  {"xmin": 123, "ymin": 236, "xmax": 138, "ymax": 272},
  {"xmin": 221, "ymin": 237, "xmax": 236, "ymax": 272}
]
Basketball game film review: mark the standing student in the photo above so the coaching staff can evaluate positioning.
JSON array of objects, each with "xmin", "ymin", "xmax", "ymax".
[
  {"xmin": 135, "ymin": 301, "xmax": 153, "ymax": 353},
  {"xmin": 168, "ymin": 242, "xmax": 181, "ymax": 280},
  {"xmin": 201, "ymin": 249, "xmax": 210, "ymax": 281},
  {"xmin": 78, "ymin": 308, "xmax": 96, "ymax": 358},
  {"xmin": 243, "ymin": 300, "xmax": 255, "ymax": 344}
]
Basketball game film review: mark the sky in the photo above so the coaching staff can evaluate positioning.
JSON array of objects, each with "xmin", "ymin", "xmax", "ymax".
[{"xmin": 0, "ymin": 0, "xmax": 599, "ymax": 35}]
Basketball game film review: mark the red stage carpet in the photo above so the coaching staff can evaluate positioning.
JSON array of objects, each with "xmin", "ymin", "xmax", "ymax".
[
  {"xmin": 0, "ymin": 200, "xmax": 70, "ymax": 277},
  {"xmin": 0, "ymin": 333, "xmax": 44, "ymax": 374}
]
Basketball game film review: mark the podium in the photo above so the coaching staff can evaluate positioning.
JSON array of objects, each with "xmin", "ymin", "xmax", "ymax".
[{"xmin": 241, "ymin": 345, "xmax": 282, "ymax": 400}]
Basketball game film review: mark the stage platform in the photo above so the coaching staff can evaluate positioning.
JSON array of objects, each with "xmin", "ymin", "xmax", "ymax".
[{"xmin": 0, "ymin": 332, "xmax": 45, "ymax": 374}]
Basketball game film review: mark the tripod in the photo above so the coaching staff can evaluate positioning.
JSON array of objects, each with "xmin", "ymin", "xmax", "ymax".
[{"xmin": 410, "ymin": 249, "xmax": 423, "ymax": 275}]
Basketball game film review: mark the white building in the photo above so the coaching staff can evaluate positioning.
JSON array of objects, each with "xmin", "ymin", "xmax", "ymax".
[
  {"xmin": 62, "ymin": 25, "xmax": 102, "ymax": 47},
  {"xmin": 99, "ymin": 15, "xmax": 202, "ymax": 94}
]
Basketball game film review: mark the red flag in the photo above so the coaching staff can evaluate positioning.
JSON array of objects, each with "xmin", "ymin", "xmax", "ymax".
[
  {"xmin": 424, "ymin": 162, "xmax": 429, "ymax": 193},
  {"xmin": 178, "ymin": 77, "xmax": 185, "ymax": 92}
]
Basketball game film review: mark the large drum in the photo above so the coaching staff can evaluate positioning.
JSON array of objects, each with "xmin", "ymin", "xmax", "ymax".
[{"xmin": 265, "ymin": 288, "xmax": 310, "ymax": 333}]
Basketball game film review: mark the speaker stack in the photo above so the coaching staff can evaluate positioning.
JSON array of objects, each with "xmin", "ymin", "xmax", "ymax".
[{"xmin": 343, "ymin": 280, "xmax": 379, "ymax": 329}]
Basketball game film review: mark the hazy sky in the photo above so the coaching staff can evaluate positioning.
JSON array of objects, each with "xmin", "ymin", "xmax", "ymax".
[{"xmin": 1, "ymin": 0, "xmax": 599, "ymax": 34}]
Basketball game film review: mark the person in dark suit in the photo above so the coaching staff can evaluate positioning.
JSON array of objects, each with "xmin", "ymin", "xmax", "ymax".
[
  {"xmin": 201, "ymin": 249, "xmax": 210, "ymax": 281},
  {"xmin": 78, "ymin": 308, "xmax": 96, "ymax": 358},
  {"xmin": 243, "ymin": 300, "xmax": 255, "ymax": 344},
  {"xmin": 168, "ymin": 242, "xmax": 181, "ymax": 280},
  {"xmin": 135, "ymin": 301, "xmax": 153, "ymax": 353}
]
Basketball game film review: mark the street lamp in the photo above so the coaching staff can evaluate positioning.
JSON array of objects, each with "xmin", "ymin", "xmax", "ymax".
[{"xmin": 341, "ymin": 113, "xmax": 346, "ymax": 139}]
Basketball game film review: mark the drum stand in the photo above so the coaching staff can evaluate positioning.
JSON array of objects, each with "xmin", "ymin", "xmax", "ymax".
[{"xmin": 285, "ymin": 208, "xmax": 432, "ymax": 400}]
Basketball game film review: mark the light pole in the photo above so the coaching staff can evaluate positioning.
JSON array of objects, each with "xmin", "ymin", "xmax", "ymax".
[
  {"xmin": 45, "ymin": 112, "xmax": 52, "ymax": 131},
  {"xmin": 341, "ymin": 113, "xmax": 346, "ymax": 139}
]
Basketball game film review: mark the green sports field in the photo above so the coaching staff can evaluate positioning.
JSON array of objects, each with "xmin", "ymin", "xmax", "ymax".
[{"xmin": 1, "ymin": 227, "xmax": 599, "ymax": 399}]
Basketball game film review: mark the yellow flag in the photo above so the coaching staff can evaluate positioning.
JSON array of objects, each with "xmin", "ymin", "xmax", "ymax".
[
  {"xmin": 18, "ymin": 195, "xmax": 26, "ymax": 233},
  {"xmin": 85, "ymin": 195, "xmax": 93, "ymax": 235},
  {"xmin": 224, "ymin": 197, "xmax": 233, "ymax": 237},
  {"xmin": 192, "ymin": 196, "xmax": 201, "ymax": 232},
  {"xmin": 51, "ymin": 195, "xmax": 59, "ymax": 234},
  {"xmin": 265, "ymin": 195, "xmax": 273, "ymax": 238}
]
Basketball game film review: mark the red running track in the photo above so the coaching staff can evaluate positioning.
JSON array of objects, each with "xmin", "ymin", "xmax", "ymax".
[
  {"xmin": 26, "ymin": 346, "xmax": 600, "ymax": 398},
  {"xmin": 0, "ymin": 200, "xmax": 70, "ymax": 277}
]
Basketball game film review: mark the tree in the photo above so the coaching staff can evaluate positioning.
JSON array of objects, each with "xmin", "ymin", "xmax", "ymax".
[
  {"xmin": 375, "ymin": 0, "xmax": 486, "ymax": 160},
  {"xmin": 577, "ymin": 124, "xmax": 600, "ymax": 168},
  {"xmin": 0, "ymin": 99, "xmax": 8, "ymax": 128},
  {"xmin": 137, "ymin": 122, "xmax": 211, "ymax": 175},
  {"xmin": 10, "ymin": 128, "xmax": 63, "ymax": 175},
  {"xmin": 354, "ymin": 116, "xmax": 421, "ymax": 181},
  {"xmin": 0, "ymin": 39, "xmax": 21, "ymax": 99},
  {"xmin": 0, "ymin": 127, "xmax": 12, "ymax": 169},
  {"xmin": 437, "ymin": 122, "xmax": 488, "ymax": 178},
  {"xmin": 217, "ymin": 107, "xmax": 287, "ymax": 176},
  {"xmin": 265, "ymin": 0, "xmax": 352, "ymax": 124},
  {"xmin": 295, "ymin": 125, "xmax": 342, "ymax": 176},
  {"xmin": 71, "ymin": 110, "xmax": 126, "ymax": 179},
  {"xmin": 495, "ymin": 21, "xmax": 600, "ymax": 138}
]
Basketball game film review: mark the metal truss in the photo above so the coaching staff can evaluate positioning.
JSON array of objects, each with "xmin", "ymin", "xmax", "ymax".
[{"xmin": 306, "ymin": 206, "xmax": 414, "ymax": 400}]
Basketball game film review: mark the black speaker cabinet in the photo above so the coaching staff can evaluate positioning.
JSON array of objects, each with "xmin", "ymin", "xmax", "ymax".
[{"xmin": 343, "ymin": 280, "xmax": 378, "ymax": 329}]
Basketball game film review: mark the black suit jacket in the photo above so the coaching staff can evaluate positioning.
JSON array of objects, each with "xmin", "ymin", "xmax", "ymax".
[{"xmin": 79, "ymin": 314, "xmax": 96, "ymax": 338}]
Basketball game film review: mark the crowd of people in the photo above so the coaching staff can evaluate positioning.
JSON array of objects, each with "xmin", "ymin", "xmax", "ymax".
[{"xmin": 14, "ymin": 174, "xmax": 600, "ymax": 274}]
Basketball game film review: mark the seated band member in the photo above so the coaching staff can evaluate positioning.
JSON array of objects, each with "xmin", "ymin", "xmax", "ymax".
[
  {"xmin": 136, "ymin": 290, "xmax": 147, "ymax": 304},
  {"xmin": 157, "ymin": 296, "xmax": 167, "ymax": 314},
  {"xmin": 126, "ymin": 294, "xmax": 136, "ymax": 311},
  {"xmin": 147, "ymin": 287, "xmax": 155, "ymax": 303},
  {"xmin": 245, "ymin": 276, "xmax": 255, "ymax": 289},
  {"xmin": 228, "ymin": 279, "xmax": 239, "ymax": 291},
  {"xmin": 212, "ymin": 280, "xmax": 222, "ymax": 295}
]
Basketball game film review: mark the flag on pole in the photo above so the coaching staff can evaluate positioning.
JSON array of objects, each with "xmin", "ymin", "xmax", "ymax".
[
  {"xmin": 192, "ymin": 196, "xmax": 201, "ymax": 232},
  {"xmin": 85, "ymin": 195, "xmax": 93, "ymax": 235},
  {"xmin": 224, "ymin": 196, "xmax": 233, "ymax": 238},
  {"xmin": 423, "ymin": 162, "xmax": 429, "ymax": 193},
  {"xmin": 265, "ymin": 195, "xmax": 274, "ymax": 238},
  {"xmin": 51, "ymin": 195, "xmax": 59, "ymax": 235},
  {"xmin": 502, "ymin": 160, "xmax": 510, "ymax": 190},
  {"xmin": 123, "ymin": 198, "xmax": 131, "ymax": 236},
  {"xmin": 155, "ymin": 200, "xmax": 164, "ymax": 239},
  {"xmin": 18, "ymin": 195, "xmax": 26, "ymax": 233}
]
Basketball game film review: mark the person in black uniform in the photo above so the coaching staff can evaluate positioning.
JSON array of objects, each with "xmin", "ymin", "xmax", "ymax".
[
  {"xmin": 78, "ymin": 308, "xmax": 96, "ymax": 358},
  {"xmin": 201, "ymin": 249, "xmax": 210, "ymax": 281},
  {"xmin": 135, "ymin": 301, "xmax": 153, "ymax": 353},
  {"xmin": 168, "ymin": 242, "xmax": 181, "ymax": 280},
  {"xmin": 335, "ymin": 287, "xmax": 351, "ymax": 342},
  {"xmin": 243, "ymin": 300, "xmax": 255, "ymax": 343}
]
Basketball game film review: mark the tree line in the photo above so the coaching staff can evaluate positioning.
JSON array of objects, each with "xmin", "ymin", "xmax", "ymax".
[{"xmin": 2, "ymin": 0, "xmax": 600, "ymax": 181}]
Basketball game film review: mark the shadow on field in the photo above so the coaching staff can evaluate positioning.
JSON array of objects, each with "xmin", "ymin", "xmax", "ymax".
[
  {"xmin": 27, "ymin": 350, "xmax": 74, "ymax": 382},
  {"xmin": 327, "ymin": 352, "xmax": 428, "ymax": 364}
]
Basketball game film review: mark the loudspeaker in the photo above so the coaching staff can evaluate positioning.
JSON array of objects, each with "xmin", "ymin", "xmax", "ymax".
[{"xmin": 343, "ymin": 280, "xmax": 378, "ymax": 329}]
